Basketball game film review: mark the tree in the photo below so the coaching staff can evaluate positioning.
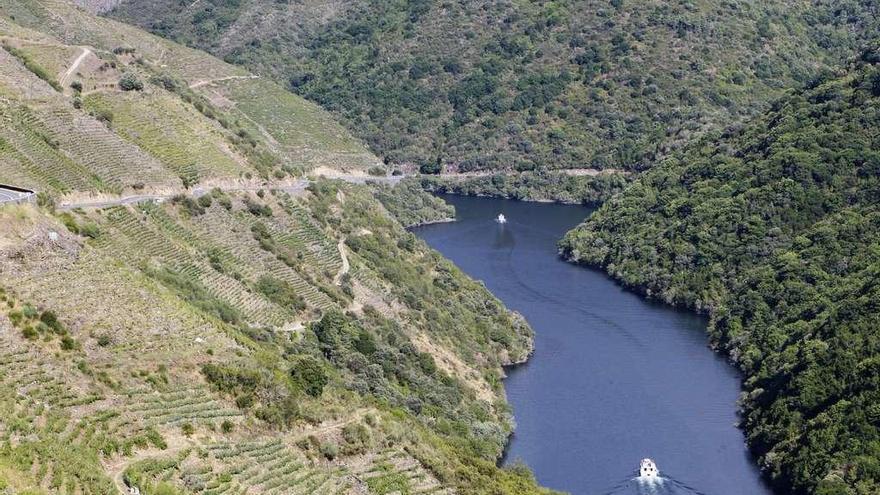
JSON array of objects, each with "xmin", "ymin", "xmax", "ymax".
[{"xmin": 290, "ymin": 355, "xmax": 328, "ymax": 397}]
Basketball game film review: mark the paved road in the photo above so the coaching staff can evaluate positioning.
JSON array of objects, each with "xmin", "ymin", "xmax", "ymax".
[
  {"xmin": 58, "ymin": 181, "xmax": 312, "ymax": 210},
  {"xmin": 0, "ymin": 174, "xmax": 405, "ymax": 210},
  {"xmin": 56, "ymin": 175, "xmax": 405, "ymax": 210},
  {"xmin": 0, "ymin": 186, "xmax": 34, "ymax": 204}
]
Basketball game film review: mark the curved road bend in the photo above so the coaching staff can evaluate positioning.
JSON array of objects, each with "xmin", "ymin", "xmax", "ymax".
[{"xmin": 0, "ymin": 186, "xmax": 34, "ymax": 205}]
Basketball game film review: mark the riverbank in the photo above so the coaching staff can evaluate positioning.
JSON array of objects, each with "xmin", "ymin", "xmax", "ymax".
[{"xmin": 413, "ymin": 194, "xmax": 772, "ymax": 495}]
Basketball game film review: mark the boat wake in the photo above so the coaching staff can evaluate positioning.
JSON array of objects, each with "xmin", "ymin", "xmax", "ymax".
[{"xmin": 599, "ymin": 474, "xmax": 709, "ymax": 495}]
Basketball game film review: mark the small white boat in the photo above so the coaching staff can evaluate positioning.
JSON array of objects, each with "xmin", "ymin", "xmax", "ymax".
[
  {"xmin": 639, "ymin": 458, "xmax": 659, "ymax": 478},
  {"xmin": 496, "ymin": 213, "xmax": 507, "ymax": 224}
]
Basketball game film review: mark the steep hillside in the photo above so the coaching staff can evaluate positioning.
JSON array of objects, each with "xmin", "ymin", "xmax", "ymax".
[
  {"xmin": 107, "ymin": 0, "xmax": 878, "ymax": 174},
  {"xmin": 0, "ymin": 4, "xmax": 553, "ymax": 495},
  {"xmin": 0, "ymin": 0, "xmax": 377, "ymax": 203},
  {"xmin": 0, "ymin": 185, "xmax": 547, "ymax": 495},
  {"xmin": 560, "ymin": 51, "xmax": 880, "ymax": 494}
]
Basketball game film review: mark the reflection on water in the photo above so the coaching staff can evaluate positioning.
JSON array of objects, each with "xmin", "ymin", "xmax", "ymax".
[
  {"xmin": 413, "ymin": 195, "xmax": 773, "ymax": 495},
  {"xmin": 493, "ymin": 221, "xmax": 515, "ymax": 250}
]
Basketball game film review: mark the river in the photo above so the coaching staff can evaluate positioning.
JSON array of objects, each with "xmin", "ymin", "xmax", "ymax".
[{"xmin": 411, "ymin": 195, "xmax": 772, "ymax": 495}]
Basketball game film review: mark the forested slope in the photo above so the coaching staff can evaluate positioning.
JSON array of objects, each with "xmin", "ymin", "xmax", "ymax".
[
  {"xmin": 560, "ymin": 51, "xmax": 880, "ymax": 494},
  {"xmin": 107, "ymin": 0, "xmax": 879, "ymax": 173}
]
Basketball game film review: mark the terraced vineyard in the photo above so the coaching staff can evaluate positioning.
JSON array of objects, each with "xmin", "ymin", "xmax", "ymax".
[
  {"xmin": 275, "ymin": 198, "xmax": 343, "ymax": 275},
  {"xmin": 0, "ymin": 0, "xmax": 379, "ymax": 182},
  {"xmin": 84, "ymin": 91, "xmax": 249, "ymax": 185},
  {"xmin": 204, "ymin": 78, "xmax": 376, "ymax": 173},
  {"xmin": 0, "ymin": 0, "xmax": 245, "ymax": 84},
  {"xmin": 34, "ymin": 103, "xmax": 177, "ymax": 190},
  {"xmin": 344, "ymin": 449, "xmax": 453, "ymax": 495},
  {"xmin": 0, "ymin": 44, "xmax": 60, "ymax": 100},
  {"xmin": 201, "ymin": 440, "xmax": 347, "ymax": 495},
  {"xmin": 0, "ymin": 347, "xmax": 116, "ymax": 495},
  {"xmin": 123, "ymin": 438, "xmax": 453, "ymax": 495},
  {"xmin": 99, "ymin": 204, "xmax": 291, "ymax": 326},
  {"xmin": 125, "ymin": 386, "xmax": 243, "ymax": 429},
  {"xmin": 0, "ymin": 102, "xmax": 99, "ymax": 192},
  {"xmin": 4, "ymin": 38, "xmax": 79, "ymax": 81},
  {"xmin": 186, "ymin": 204, "xmax": 336, "ymax": 312}
]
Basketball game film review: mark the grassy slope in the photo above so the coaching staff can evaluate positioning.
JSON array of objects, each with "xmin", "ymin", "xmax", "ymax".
[
  {"xmin": 108, "ymin": 0, "xmax": 877, "ymax": 174},
  {"xmin": 560, "ymin": 54, "xmax": 880, "ymax": 494}
]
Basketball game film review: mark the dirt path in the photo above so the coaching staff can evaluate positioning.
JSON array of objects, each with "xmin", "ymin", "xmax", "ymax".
[
  {"xmin": 334, "ymin": 238, "xmax": 350, "ymax": 285},
  {"xmin": 60, "ymin": 47, "xmax": 91, "ymax": 89}
]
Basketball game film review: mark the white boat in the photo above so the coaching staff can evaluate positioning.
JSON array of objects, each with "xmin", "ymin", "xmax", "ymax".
[
  {"xmin": 496, "ymin": 213, "xmax": 507, "ymax": 224},
  {"xmin": 639, "ymin": 458, "xmax": 659, "ymax": 478}
]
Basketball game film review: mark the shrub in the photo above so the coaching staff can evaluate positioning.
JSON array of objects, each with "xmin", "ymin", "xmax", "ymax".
[
  {"xmin": 244, "ymin": 198, "xmax": 272, "ymax": 217},
  {"xmin": 181, "ymin": 423, "xmax": 194, "ymax": 436},
  {"xmin": 60, "ymin": 335, "xmax": 78, "ymax": 351},
  {"xmin": 319, "ymin": 442, "xmax": 338, "ymax": 460},
  {"xmin": 78, "ymin": 222, "xmax": 100, "ymax": 239},
  {"xmin": 146, "ymin": 267, "xmax": 241, "ymax": 324},
  {"xmin": 144, "ymin": 427, "xmax": 166, "ymax": 449},
  {"xmin": 40, "ymin": 310, "xmax": 66, "ymax": 334},
  {"xmin": 70, "ymin": 81, "xmax": 83, "ymax": 92},
  {"xmin": 94, "ymin": 108, "xmax": 114, "ymax": 123},
  {"xmin": 255, "ymin": 276, "xmax": 306, "ymax": 312},
  {"xmin": 119, "ymin": 72, "xmax": 144, "ymax": 91},
  {"xmin": 220, "ymin": 420, "xmax": 234, "ymax": 433},
  {"xmin": 171, "ymin": 195, "xmax": 205, "ymax": 216},
  {"xmin": 419, "ymin": 161, "xmax": 441, "ymax": 174},
  {"xmin": 22, "ymin": 304, "xmax": 38, "ymax": 319},
  {"xmin": 21, "ymin": 326, "xmax": 38, "ymax": 340},
  {"xmin": 202, "ymin": 363, "xmax": 262, "ymax": 396},
  {"xmin": 354, "ymin": 329, "xmax": 377, "ymax": 355},
  {"xmin": 341, "ymin": 423, "xmax": 371, "ymax": 455},
  {"xmin": 36, "ymin": 192, "xmax": 55, "ymax": 210}
]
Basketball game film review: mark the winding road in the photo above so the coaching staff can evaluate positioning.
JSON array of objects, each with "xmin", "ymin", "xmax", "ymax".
[
  {"xmin": 54, "ymin": 174, "xmax": 403, "ymax": 210},
  {"xmin": 0, "ymin": 186, "xmax": 34, "ymax": 205}
]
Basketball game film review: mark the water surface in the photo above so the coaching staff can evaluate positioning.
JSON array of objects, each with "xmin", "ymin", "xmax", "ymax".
[{"xmin": 412, "ymin": 195, "xmax": 771, "ymax": 495}]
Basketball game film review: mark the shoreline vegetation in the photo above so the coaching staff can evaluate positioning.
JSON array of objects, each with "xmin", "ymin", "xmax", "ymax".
[{"xmin": 420, "ymin": 170, "xmax": 630, "ymax": 206}]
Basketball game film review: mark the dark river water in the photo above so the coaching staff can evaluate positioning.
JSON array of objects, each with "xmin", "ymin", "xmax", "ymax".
[{"xmin": 412, "ymin": 195, "xmax": 772, "ymax": 495}]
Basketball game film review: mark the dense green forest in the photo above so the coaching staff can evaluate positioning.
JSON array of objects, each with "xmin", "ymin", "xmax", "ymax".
[
  {"xmin": 109, "ymin": 0, "xmax": 878, "ymax": 173},
  {"xmin": 420, "ymin": 170, "xmax": 629, "ymax": 204},
  {"xmin": 560, "ymin": 51, "xmax": 880, "ymax": 495}
]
